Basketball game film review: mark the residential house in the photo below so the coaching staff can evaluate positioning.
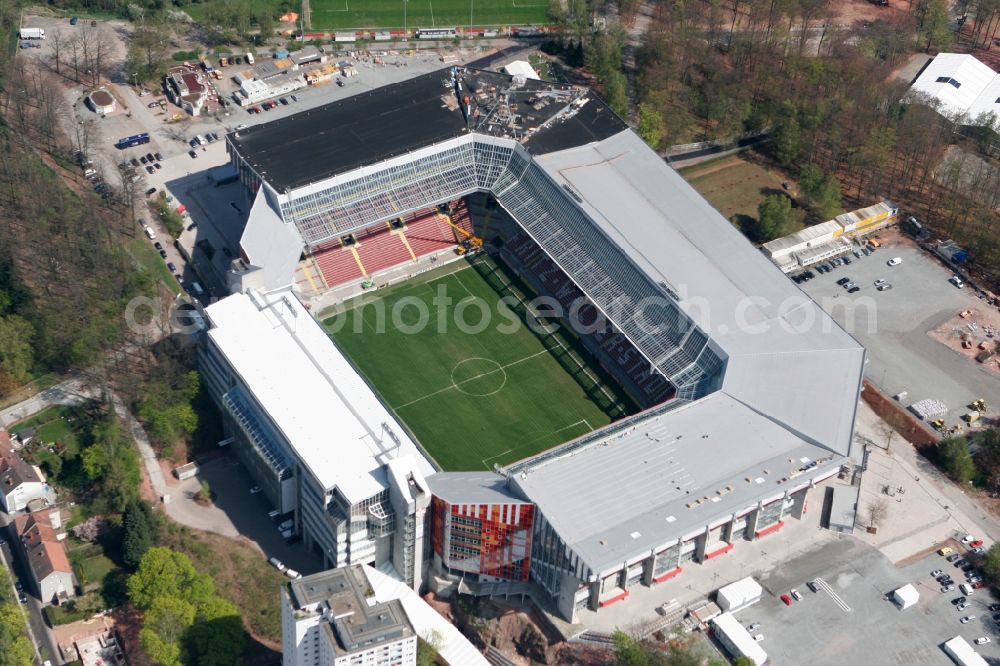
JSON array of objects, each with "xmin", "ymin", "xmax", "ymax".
[
  {"xmin": 15, "ymin": 509, "xmax": 75, "ymax": 604},
  {"xmin": 0, "ymin": 430, "xmax": 48, "ymax": 513}
]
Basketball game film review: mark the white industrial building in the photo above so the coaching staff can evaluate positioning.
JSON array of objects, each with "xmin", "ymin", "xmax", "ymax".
[
  {"xmin": 200, "ymin": 290, "xmax": 434, "ymax": 590},
  {"xmin": 716, "ymin": 577, "xmax": 763, "ymax": 612},
  {"xmin": 892, "ymin": 584, "xmax": 919, "ymax": 610},
  {"xmin": 710, "ymin": 612, "xmax": 767, "ymax": 666},
  {"xmin": 943, "ymin": 635, "xmax": 989, "ymax": 666},
  {"xmin": 907, "ymin": 53, "xmax": 1000, "ymax": 127}
]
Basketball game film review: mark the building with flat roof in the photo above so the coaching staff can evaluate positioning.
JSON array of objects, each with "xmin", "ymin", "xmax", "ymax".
[
  {"xmin": 282, "ymin": 566, "xmax": 416, "ymax": 666},
  {"xmin": 201, "ymin": 290, "xmax": 434, "ymax": 588},
  {"xmin": 208, "ymin": 65, "xmax": 865, "ymax": 622},
  {"xmin": 943, "ymin": 635, "xmax": 989, "ymax": 666},
  {"xmin": 710, "ymin": 612, "xmax": 767, "ymax": 666}
]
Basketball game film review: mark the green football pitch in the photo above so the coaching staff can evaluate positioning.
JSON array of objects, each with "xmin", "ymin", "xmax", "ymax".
[
  {"xmin": 308, "ymin": 0, "xmax": 551, "ymax": 31},
  {"xmin": 325, "ymin": 256, "xmax": 635, "ymax": 471}
]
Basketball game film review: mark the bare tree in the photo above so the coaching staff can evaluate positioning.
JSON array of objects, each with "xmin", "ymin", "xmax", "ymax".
[
  {"xmin": 49, "ymin": 29, "xmax": 65, "ymax": 77},
  {"xmin": 867, "ymin": 499, "xmax": 888, "ymax": 529}
]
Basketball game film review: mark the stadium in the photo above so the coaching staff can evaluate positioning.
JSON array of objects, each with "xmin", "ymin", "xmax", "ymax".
[{"xmin": 200, "ymin": 66, "xmax": 866, "ymax": 624}]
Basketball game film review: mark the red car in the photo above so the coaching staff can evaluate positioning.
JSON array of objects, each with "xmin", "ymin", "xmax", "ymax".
[
  {"xmin": 780, "ymin": 594, "xmax": 793, "ymax": 606},
  {"xmin": 973, "ymin": 581, "xmax": 987, "ymax": 589},
  {"xmin": 970, "ymin": 540, "xmax": 985, "ymax": 549}
]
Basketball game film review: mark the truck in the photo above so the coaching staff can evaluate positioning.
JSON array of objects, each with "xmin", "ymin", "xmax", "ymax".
[
  {"xmin": 18, "ymin": 27, "xmax": 44, "ymax": 39},
  {"xmin": 245, "ymin": 52, "xmax": 255, "ymax": 65}
]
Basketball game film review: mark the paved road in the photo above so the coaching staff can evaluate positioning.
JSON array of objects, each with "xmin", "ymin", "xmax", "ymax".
[{"xmin": 1, "ymin": 377, "xmax": 169, "ymax": 504}]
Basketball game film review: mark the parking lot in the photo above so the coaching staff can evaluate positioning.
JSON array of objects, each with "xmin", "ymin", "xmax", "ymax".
[
  {"xmin": 798, "ymin": 232, "xmax": 1000, "ymax": 422},
  {"xmin": 737, "ymin": 539, "xmax": 1000, "ymax": 665}
]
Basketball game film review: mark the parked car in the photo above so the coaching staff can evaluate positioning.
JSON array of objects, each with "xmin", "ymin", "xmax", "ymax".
[
  {"xmin": 971, "ymin": 547, "xmax": 986, "ymax": 555},
  {"xmin": 145, "ymin": 165, "xmax": 155, "ymax": 174},
  {"xmin": 159, "ymin": 250, "xmax": 167, "ymax": 258},
  {"xmin": 279, "ymin": 97, "xmax": 288, "ymax": 105},
  {"xmin": 780, "ymin": 594, "xmax": 792, "ymax": 606},
  {"xmin": 790, "ymin": 589, "xmax": 803, "ymax": 601},
  {"xmin": 145, "ymin": 187, "xmax": 157, "ymax": 196},
  {"xmin": 837, "ymin": 277, "xmax": 851, "ymax": 286},
  {"xmin": 955, "ymin": 559, "xmax": 968, "ymax": 567},
  {"xmin": 131, "ymin": 158, "xmax": 141, "ymax": 167},
  {"xmin": 974, "ymin": 581, "xmax": 987, "ymax": 589},
  {"xmin": 961, "ymin": 615, "xmax": 976, "ymax": 623},
  {"xmin": 932, "ymin": 569, "xmax": 945, "ymax": 577},
  {"xmin": 291, "ymin": 94, "xmax": 298, "ymax": 101},
  {"xmin": 285, "ymin": 569, "xmax": 301, "ymax": 579},
  {"xmin": 947, "ymin": 554, "xmax": 962, "ymax": 562},
  {"xmin": 954, "ymin": 597, "xmax": 967, "ymax": 605},
  {"xmin": 970, "ymin": 540, "xmax": 984, "ymax": 549},
  {"xmin": 958, "ymin": 602, "xmax": 970, "ymax": 610},
  {"xmin": 268, "ymin": 557, "xmax": 286, "ymax": 572},
  {"xmin": 747, "ymin": 623, "xmax": 761, "ymax": 631},
  {"xmin": 154, "ymin": 152, "xmax": 164, "ymax": 161},
  {"xmin": 963, "ymin": 534, "xmax": 976, "ymax": 544},
  {"xmin": 887, "ymin": 257, "xmax": 902, "ymax": 266},
  {"xmin": 753, "ymin": 634, "xmax": 764, "ymax": 642},
  {"xmin": 140, "ymin": 155, "xmax": 149, "ymax": 164},
  {"xmin": 877, "ymin": 283, "xmax": 892, "ymax": 291},
  {"xmin": 942, "ymin": 584, "xmax": 956, "ymax": 592},
  {"xmin": 189, "ymin": 150, "xmax": 198, "ymax": 158},
  {"xmin": 807, "ymin": 581, "xmax": 820, "ymax": 593},
  {"xmin": 848, "ymin": 286, "xmax": 860, "ymax": 293},
  {"xmin": 976, "ymin": 637, "xmax": 992, "ymax": 645},
  {"xmin": 167, "ymin": 262, "xmax": 177, "ymax": 273},
  {"xmin": 144, "ymin": 226, "xmax": 156, "ymax": 240}
]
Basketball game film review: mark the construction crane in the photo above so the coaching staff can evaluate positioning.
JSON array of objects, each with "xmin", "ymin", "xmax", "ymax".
[{"xmin": 437, "ymin": 207, "xmax": 483, "ymax": 254}]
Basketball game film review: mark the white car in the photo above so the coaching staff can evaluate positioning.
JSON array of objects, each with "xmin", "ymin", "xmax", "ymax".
[
  {"xmin": 747, "ymin": 623, "xmax": 761, "ymax": 632},
  {"xmin": 962, "ymin": 534, "xmax": 976, "ymax": 544},
  {"xmin": 236, "ymin": 124, "xmax": 248, "ymax": 130},
  {"xmin": 949, "ymin": 275, "xmax": 965, "ymax": 288},
  {"xmin": 976, "ymin": 637, "xmax": 991, "ymax": 645},
  {"xmin": 874, "ymin": 278, "xmax": 887, "ymax": 286},
  {"xmin": 144, "ymin": 225, "xmax": 156, "ymax": 240},
  {"xmin": 961, "ymin": 615, "xmax": 976, "ymax": 623},
  {"xmin": 942, "ymin": 584, "xmax": 956, "ymax": 592},
  {"xmin": 887, "ymin": 257, "xmax": 902, "ymax": 266},
  {"xmin": 790, "ymin": 588, "xmax": 803, "ymax": 601},
  {"xmin": 752, "ymin": 634, "xmax": 764, "ymax": 642},
  {"xmin": 268, "ymin": 557, "xmax": 286, "ymax": 573},
  {"xmin": 958, "ymin": 602, "xmax": 969, "ymax": 610},
  {"xmin": 932, "ymin": 569, "xmax": 944, "ymax": 577},
  {"xmin": 284, "ymin": 568, "xmax": 301, "ymax": 579}
]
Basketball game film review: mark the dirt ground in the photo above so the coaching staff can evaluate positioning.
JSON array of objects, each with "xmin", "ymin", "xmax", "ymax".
[{"xmin": 928, "ymin": 306, "xmax": 1000, "ymax": 377}]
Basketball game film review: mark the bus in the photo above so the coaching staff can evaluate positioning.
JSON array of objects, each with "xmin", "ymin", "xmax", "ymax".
[
  {"xmin": 417, "ymin": 27, "xmax": 457, "ymax": 39},
  {"xmin": 115, "ymin": 133, "xmax": 150, "ymax": 149}
]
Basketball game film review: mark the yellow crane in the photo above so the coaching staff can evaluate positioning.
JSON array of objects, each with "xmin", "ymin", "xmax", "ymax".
[{"xmin": 437, "ymin": 209, "xmax": 483, "ymax": 254}]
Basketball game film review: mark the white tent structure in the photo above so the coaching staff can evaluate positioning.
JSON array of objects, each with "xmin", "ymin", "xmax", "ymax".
[
  {"xmin": 907, "ymin": 53, "xmax": 1000, "ymax": 127},
  {"xmin": 717, "ymin": 577, "xmax": 763, "ymax": 612},
  {"xmin": 503, "ymin": 60, "xmax": 540, "ymax": 80},
  {"xmin": 893, "ymin": 584, "xmax": 919, "ymax": 610}
]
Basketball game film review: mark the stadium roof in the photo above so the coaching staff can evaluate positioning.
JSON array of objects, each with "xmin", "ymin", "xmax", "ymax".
[
  {"xmin": 227, "ymin": 68, "xmax": 626, "ymax": 192},
  {"xmin": 908, "ymin": 53, "xmax": 1000, "ymax": 125},
  {"xmin": 511, "ymin": 393, "xmax": 842, "ymax": 575},
  {"xmin": 204, "ymin": 290, "xmax": 434, "ymax": 503}
]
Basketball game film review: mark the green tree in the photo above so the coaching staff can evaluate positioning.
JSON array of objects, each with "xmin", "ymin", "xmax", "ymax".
[
  {"xmin": 145, "ymin": 596, "xmax": 196, "ymax": 645},
  {"xmin": 980, "ymin": 543, "xmax": 1000, "ymax": 586},
  {"xmin": 733, "ymin": 658, "xmax": 757, "ymax": 666},
  {"xmin": 81, "ymin": 444, "xmax": 109, "ymax": 481},
  {"xmin": 0, "ymin": 603, "xmax": 33, "ymax": 666},
  {"xmin": 191, "ymin": 614, "xmax": 245, "ymax": 666},
  {"xmin": 938, "ymin": 436, "xmax": 975, "ymax": 485},
  {"xmin": 756, "ymin": 194, "xmax": 804, "ymax": 242},
  {"xmin": 920, "ymin": 0, "xmax": 954, "ymax": 52},
  {"xmin": 140, "ymin": 625, "xmax": 184, "ymax": 666},
  {"xmin": 613, "ymin": 631, "xmax": 650, "ymax": 666},
  {"xmin": 771, "ymin": 102, "xmax": 803, "ymax": 167},
  {"xmin": 123, "ymin": 500, "xmax": 155, "ymax": 569},
  {"xmin": 798, "ymin": 165, "xmax": 842, "ymax": 221},
  {"xmin": 417, "ymin": 629, "xmax": 444, "ymax": 666},
  {"xmin": 0, "ymin": 314, "xmax": 33, "ymax": 384},
  {"xmin": 974, "ymin": 428, "xmax": 1000, "ymax": 489},
  {"xmin": 637, "ymin": 101, "xmax": 665, "ymax": 150},
  {"xmin": 128, "ymin": 548, "xmax": 215, "ymax": 611}
]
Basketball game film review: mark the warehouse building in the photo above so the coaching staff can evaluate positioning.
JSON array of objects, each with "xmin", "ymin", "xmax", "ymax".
[
  {"xmin": 208, "ymin": 66, "xmax": 865, "ymax": 621},
  {"xmin": 711, "ymin": 612, "xmax": 767, "ymax": 666},
  {"xmin": 907, "ymin": 53, "xmax": 1000, "ymax": 127}
]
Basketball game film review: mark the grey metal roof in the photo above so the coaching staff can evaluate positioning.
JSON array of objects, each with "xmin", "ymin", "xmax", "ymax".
[
  {"xmin": 511, "ymin": 393, "xmax": 842, "ymax": 575},
  {"xmin": 533, "ymin": 131, "xmax": 864, "ymax": 454},
  {"xmin": 426, "ymin": 472, "xmax": 529, "ymax": 505}
]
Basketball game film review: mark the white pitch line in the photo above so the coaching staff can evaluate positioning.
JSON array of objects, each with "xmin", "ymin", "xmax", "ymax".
[
  {"xmin": 393, "ymin": 349, "xmax": 548, "ymax": 410},
  {"xmin": 815, "ymin": 577, "xmax": 851, "ymax": 612}
]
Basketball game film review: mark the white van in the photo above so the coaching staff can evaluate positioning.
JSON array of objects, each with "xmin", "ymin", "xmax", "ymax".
[
  {"xmin": 961, "ymin": 583, "xmax": 975, "ymax": 595},
  {"xmin": 144, "ymin": 226, "xmax": 157, "ymax": 240},
  {"xmin": 284, "ymin": 568, "xmax": 301, "ymax": 579}
]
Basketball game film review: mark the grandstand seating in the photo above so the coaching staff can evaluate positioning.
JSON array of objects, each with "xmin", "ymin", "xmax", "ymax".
[
  {"xmin": 502, "ymin": 231, "xmax": 675, "ymax": 407},
  {"xmin": 309, "ymin": 200, "xmax": 474, "ymax": 289}
]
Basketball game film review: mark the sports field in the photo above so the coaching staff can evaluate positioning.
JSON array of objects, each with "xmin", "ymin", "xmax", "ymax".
[
  {"xmin": 325, "ymin": 256, "xmax": 634, "ymax": 471},
  {"xmin": 308, "ymin": 0, "xmax": 550, "ymax": 31}
]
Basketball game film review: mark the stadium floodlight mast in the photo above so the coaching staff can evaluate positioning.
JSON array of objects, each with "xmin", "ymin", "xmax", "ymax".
[{"xmin": 404, "ymin": 0, "xmax": 407, "ymax": 39}]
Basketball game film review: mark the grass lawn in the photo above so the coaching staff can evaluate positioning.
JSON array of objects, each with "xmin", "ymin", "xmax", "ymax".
[
  {"xmin": 326, "ymin": 255, "xmax": 632, "ymax": 471},
  {"xmin": 308, "ymin": 0, "xmax": 550, "ymax": 30},
  {"xmin": 11, "ymin": 405, "xmax": 80, "ymax": 455},
  {"xmin": 680, "ymin": 155, "xmax": 793, "ymax": 226},
  {"xmin": 69, "ymin": 545, "xmax": 116, "ymax": 590},
  {"xmin": 125, "ymin": 232, "xmax": 181, "ymax": 296}
]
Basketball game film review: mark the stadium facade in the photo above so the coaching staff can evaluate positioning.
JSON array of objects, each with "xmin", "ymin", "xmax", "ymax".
[{"xmin": 201, "ymin": 67, "xmax": 866, "ymax": 623}]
